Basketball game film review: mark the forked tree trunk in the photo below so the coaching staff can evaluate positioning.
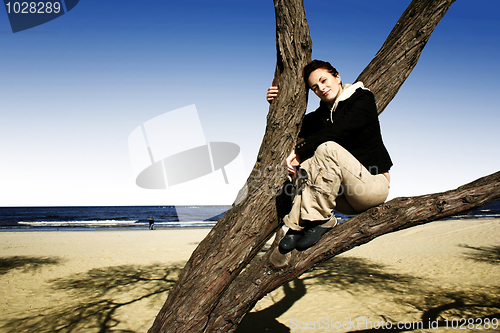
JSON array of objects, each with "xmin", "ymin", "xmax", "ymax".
[
  {"xmin": 149, "ymin": 1, "xmax": 311, "ymax": 331},
  {"xmin": 148, "ymin": 0, "xmax": 499, "ymax": 332}
]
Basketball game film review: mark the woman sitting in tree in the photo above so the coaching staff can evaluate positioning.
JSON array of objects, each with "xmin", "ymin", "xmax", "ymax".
[{"xmin": 266, "ymin": 59, "xmax": 393, "ymax": 251}]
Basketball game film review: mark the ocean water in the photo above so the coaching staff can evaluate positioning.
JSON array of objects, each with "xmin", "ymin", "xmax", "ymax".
[
  {"xmin": 0, "ymin": 200, "xmax": 499, "ymax": 231},
  {"xmin": 0, "ymin": 206, "xmax": 230, "ymax": 231}
]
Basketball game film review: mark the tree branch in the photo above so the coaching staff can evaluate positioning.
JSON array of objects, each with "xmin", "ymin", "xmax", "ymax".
[
  {"xmin": 357, "ymin": 0, "xmax": 456, "ymax": 113},
  {"xmin": 205, "ymin": 171, "xmax": 500, "ymax": 332}
]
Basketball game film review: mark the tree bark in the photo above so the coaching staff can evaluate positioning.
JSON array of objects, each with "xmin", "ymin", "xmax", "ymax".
[
  {"xmin": 147, "ymin": 0, "xmax": 479, "ymax": 332},
  {"xmin": 148, "ymin": 0, "xmax": 311, "ymax": 331},
  {"xmin": 357, "ymin": 0, "xmax": 456, "ymax": 114}
]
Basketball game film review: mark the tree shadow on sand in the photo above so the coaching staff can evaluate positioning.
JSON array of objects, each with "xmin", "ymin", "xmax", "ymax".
[
  {"xmin": 2, "ymin": 248, "xmax": 499, "ymax": 332},
  {"xmin": 347, "ymin": 288, "xmax": 500, "ymax": 332},
  {"xmin": 236, "ymin": 279, "xmax": 307, "ymax": 333},
  {"xmin": 342, "ymin": 243, "xmax": 500, "ymax": 332},
  {"xmin": 0, "ymin": 262, "xmax": 183, "ymax": 333},
  {"xmin": 237, "ymin": 254, "xmax": 500, "ymax": 332},
  {"xmin": 236, "ymin": 257, "xmax": 421, "ymax": 332},
  {"xmin": 0, "ymin": 255, "xmax": 62, "ymax": 275},
  {"xmin": 460, "ymin": 244, "xmax": 500, "ymax": 265}
]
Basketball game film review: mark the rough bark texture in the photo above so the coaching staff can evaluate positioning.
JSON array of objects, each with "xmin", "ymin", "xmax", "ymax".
[
  {"xmin": 147, "ymin": 0, "xmax": 490, "ymax": 332},
  {"xmin": 357, "ymin": 0, "xmax": 456, "ymax": 114}
]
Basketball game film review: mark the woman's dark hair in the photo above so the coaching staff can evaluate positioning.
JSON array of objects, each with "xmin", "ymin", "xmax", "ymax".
[{"xmin": 303, "ymin": 60, "xmax": 339, "ymax": 89}]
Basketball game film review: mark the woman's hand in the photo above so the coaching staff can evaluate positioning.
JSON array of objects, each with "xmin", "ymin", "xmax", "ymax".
[
  {"xmin": 266, "ymin": 86, "xmax": 279, "ymax": 103},
  {"xmin": 286, "ymin": 150, "xmax": 300, "ymax": 182}
]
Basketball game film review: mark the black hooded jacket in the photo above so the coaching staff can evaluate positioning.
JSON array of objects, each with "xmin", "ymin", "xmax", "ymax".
[{"xmin": 295, "ymin": 87, "xmax": 393, "ymax": 175}]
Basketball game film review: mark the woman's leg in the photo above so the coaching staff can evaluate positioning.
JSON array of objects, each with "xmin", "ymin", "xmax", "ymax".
[
  {"xmin": 281, "ymin": 141, "xmax": 389, "ymax": 249},
  {"xmin": 335, "ymin": 194, "xmax": 358, "ymax": 215},
  {"xmin": 288, "ymin": 141, "xmax": 389, "ymax": 223},
  {"xmin": 282, "ymin": 174, "xmax": 307, "ymax": 231}
]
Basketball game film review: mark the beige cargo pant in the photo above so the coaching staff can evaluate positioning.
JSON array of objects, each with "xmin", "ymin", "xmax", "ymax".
[{"xmin": 283, "ymin": 141, "xmax": 390, "ymax": 231}]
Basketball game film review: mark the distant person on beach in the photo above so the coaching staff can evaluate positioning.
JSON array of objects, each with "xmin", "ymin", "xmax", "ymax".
[
  {"xmin": 149, "ymin": 218, "xmax": 155, "ymax": 230},
  {"xmin": 266, "ymin": 59, "xmax": 393, "ymax": 251}
]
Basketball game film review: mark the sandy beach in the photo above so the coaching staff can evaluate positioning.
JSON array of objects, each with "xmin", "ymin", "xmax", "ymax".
[{"xmin": 1, "ymin": 218, "xmax": 499, "ymax": 332}]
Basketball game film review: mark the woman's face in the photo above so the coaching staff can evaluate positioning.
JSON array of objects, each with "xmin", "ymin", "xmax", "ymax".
[{"xmin": 307, "ymin": 68, "xmax": 342, "ymax": 105}]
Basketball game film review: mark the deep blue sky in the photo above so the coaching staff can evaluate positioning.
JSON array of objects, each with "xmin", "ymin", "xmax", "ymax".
[{"xmin": 1, "ymin": 1, "xmax": 499, "ymax": 206}]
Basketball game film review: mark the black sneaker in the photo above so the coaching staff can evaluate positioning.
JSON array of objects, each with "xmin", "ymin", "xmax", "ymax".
[
  {"xmin": 296, "ymin": 221, "xmax": 333, "ymax": 250},
  {"xmin": 279, "ymin": 228, "xmax": 304, "ymax": 252}
]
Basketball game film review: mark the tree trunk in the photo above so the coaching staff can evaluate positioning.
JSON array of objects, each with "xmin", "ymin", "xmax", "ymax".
[
  {"xmin": 147, "ymin": 0, "xmax": 477, "ymax": 332},
  {"xmin": 148, "ymin": 0, "xmax": 311, "ymax": 331}
]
